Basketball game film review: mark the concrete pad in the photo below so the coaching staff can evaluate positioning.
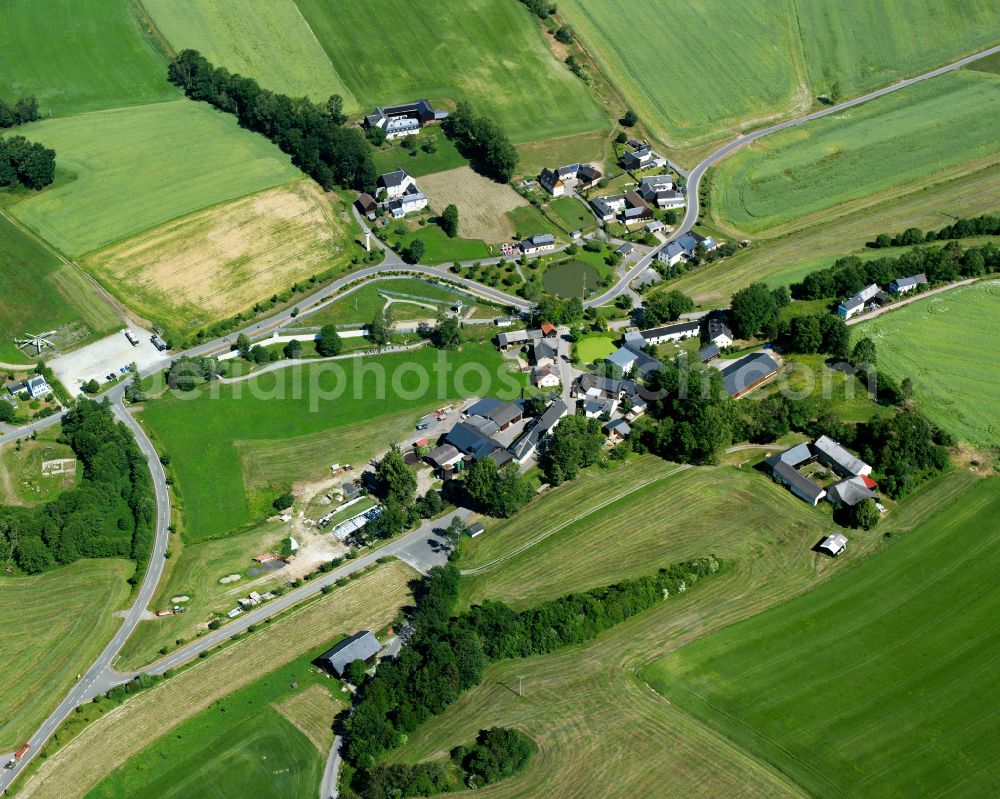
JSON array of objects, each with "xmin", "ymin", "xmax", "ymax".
[{"xmin": 50, "ymin": 327, "xmax": 167, "ymax": 396}]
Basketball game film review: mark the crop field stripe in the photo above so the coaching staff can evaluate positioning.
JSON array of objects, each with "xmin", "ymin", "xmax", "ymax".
[{"xmin": 462, "ymin": 465, "xmax": 691, "ymax": 575}]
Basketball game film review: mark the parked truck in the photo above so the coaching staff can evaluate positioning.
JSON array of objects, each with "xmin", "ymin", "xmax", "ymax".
[{"xmin": 123, "ymin": 329, "xmax": 139, "ymax": 347}]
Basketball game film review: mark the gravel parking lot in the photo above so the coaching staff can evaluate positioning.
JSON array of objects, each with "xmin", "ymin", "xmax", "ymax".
[{"xmin": 50, "ymin": 327, "xmax": 169, "ymax": 395}]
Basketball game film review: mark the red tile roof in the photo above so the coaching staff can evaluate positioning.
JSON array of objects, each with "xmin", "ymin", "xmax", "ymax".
[{"xmin": 861, "ymin": 475, "xmax": 878, "ymax": 489}]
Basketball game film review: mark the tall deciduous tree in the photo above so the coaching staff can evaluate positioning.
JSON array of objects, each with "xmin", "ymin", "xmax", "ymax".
[{"xmin": 374, "ymin": 444, "xmax": 416, "ymax": 504}]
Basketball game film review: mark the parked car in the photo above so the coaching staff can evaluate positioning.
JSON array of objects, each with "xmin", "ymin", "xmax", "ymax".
[{"xmin": 416, "ymin": 422, "xmax": 430, "ymax": 430}]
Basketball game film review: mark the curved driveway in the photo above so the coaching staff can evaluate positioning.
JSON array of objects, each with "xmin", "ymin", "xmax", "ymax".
[{"xmin": 3, "ymin": 40, "xmax": 1000, "ymax": 795}]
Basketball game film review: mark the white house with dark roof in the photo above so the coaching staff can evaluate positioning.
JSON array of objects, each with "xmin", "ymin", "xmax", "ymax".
[
  {"xmin": 25, "ymin": 375, "xmax": 52, "ymax": 399},
  {"xmin": 838, "ymin": 284, "xmax": 881, "ymax": 319},
  {"xmin": 641, "ymin": 321, "xmax": 700, "ymax": 344},
  {"xmin": 621, "ymin": 143, "xmax": 667, "ymax": 172},
  {"xmin": 540, "ymin": 163, "xmax": 602, "ymax": 196},
  {"xmin": 591, "ymin": 195, "xmax": 626, "ymax": 222},
  {"xmin": 657, "ymin": 232, "xmax": 717, "ymax": 267},
  {"xmin": 377, "ymin": 169, "xmax": 418, "ymax": 200},
  {"xmin": 521, "ymin": 233, "xmax": 556, "ymax": 255},
  {"xmin": 889, "ymin": 273, "xmax": 928, "ymax": 294},
  {"xmin": 639, "ymin": 174, "xmax": 673, "ymax": 198},
  {"xmin": 387, "ymin": 185, "xmax": 428, "ymax": 218}
]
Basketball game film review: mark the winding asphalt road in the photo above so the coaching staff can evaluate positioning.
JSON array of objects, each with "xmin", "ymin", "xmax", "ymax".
[{"xmin": 3, "ymin": 40, "xmax": 1000, "ymax": 795}]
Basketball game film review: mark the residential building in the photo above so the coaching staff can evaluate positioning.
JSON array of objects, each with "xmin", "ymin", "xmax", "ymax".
[
  {"xmin": 705, "ymin": 315, "xmax": 734, "ymax": 348},
  {"xmin": 540, "ymin": 163, "xmax": 602, "ymax": 195},
  {"xmin": 653, "ymin": 189, "xmax": 686, "ymax": 210},
  {"xmin": 531, "ymin": 339, "xmax": 557, "ymax": 369},
  {"xmin": 318, "ymin": 630, "xmax": 382, "ymax": 677},
  {"xmin": 386, "ymin": 185, "xmax": 428, "ymax": 218},
  {"xmin": 606, "ymin": 347, "xmax": 638, "ymax": 375},
  {"xmin": 539, "ymin": 167, "xmax": 567, "ymax": 197},
  {"xmin": 656, "ymin": 231, "xmax": 718, "ymax": 267},
  {"xmin": 591, "ymin": 195, "xmax": 626, "ymax": 222},
  {"xmin": 639, "ymin": 174, "xmax": 673, "ymax": 199},
  {"xmin": 642, "ymin": 320, "xmax": 700, "ymax": 344},
  {"xmin": 889, "ymin": 273, "xmax": 928, "ymax": 294},
  {"xmin": 616, "ymin": 242, "xmax": 636, "ymax": 258},
  {"xmin": 364, "ymin": 99, "xmax": 447, "ymax": 140},
  {"xmin": 622, "ymin": 191, "xmax": 653, "ymax": 224},
  {"xmin": 376, "ymin": 168, "xmax": 418, "ymax": 200},
  {"xmin": 533, "ymin": 364, "xmax": 561, "ymax": 388},
  {"xmin": 620, "ymin": 143, "xmax": 667, "ymax": 171},
  {"xmin": 838, "ymin": 284, "xmax": 881, "ymax": 319},
  {"xmin": 521, "ymin": 233, "xmax": 556, "ymax": 254},
  {"xmin": 813, "ymin": 435, "xmax": 873, "ymax": 476},
  {"xmin": 25, "ymin": 376, "xmax": 51, "ymax": 399},
  {"xmin": 508, "ymin": 399, "xmax": 569, "ymax": 462},
  {"xmin": 719, "ymin": 352, "xmax": 780, "ymax": 398}
]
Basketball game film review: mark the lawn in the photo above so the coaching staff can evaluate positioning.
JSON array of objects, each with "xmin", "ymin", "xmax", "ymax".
[
  {"xmin": 0, "ymin": 213, "xmax": 119, "ymax": 363},
  {"xmin": 0, "ymin": 559, "xmax": 132, "ymax": 749},
  {"xmin": 371, "ymin": 131, "xmax": 468, "ymax": 178},
  {"xmin": 381, "ymin": 222, "xmax": 493, "ymax": 266},
  {"xmin": 670, "ymin": 161, "xmax": 1000, "ymax": 305},
  {"xmin": 0, "ymin": 425, "xmax": 79, "ymax": 505},
  {"xmin": 140, "ymin": 345, "xmax": 522, "ymax": 542},
  {"xmin": 855, "ymin": 281, "xmax": 1000, "ymax": 447},
  {"xmin": 142, "ymin": 0, "xmax": 357, "ymax": 108},
  {"xmin": 8, "ymin": 100, "xmax": 302, "ymax": 256},
  {"xmin": 559, "ymin": 0, "xmax": 1000, "ymax": 151},
  {"xmin": 22, "ymin": 561, "xmax": 416, "ymax": 799},
  {"xmin": 506, "ymin": 205, "xmax": 561, "ymax": 240},
  {"xmin": 575, "ymin": 335, "xmax": 616, "ymax": 363},
  {"xmin": 79, "ymin": 181, "xmax": 355, "ymax": 340},
  {"xmin": 646, "ymin": 476, "xmax": 1000, "ymax": 798},
  {"xmin": 711, "ymin": 71, "xmax": 1000, "ymax": 234},
  {"xmin": 293, "ymin": 0, "xmax": 608, "ymax": 144},
  {"xmin": 305, "ymin": 278, "xmax": 471, "ymax": 327},
  {"xmin": 546, "ymin": 196, "xmax": 597, "ymax": 234},
  {"xmin": 0, "ymin": 0, "xmax": 178, "ymax": 116}
]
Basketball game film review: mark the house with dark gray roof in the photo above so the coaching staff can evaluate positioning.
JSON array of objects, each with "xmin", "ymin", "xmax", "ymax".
[
  {"xmin": 826, "ymin": 476, "xmax": 875, "ymax": 507},
  {"xmin": 719, "ymin": 352, "xmax": 780, "ymax": 398},
  {"xmin": 364, "ymin": 100, "xmax": 447, "ymax": 140},
  {"xmin": 445, "ymin": 422, "xmax": 501, "ymax": 460},
  {"xmin": 318, "ymin": 631, "xmax": 381, "ymax": 677},
  {"xmin": 521, "ymin": 233, "xmax": 556, "ymax": 254},
  {"xmin": 642, "ymin": 321, "xmax": 700, "ymax": 344},
  {"xmin": 889, "ymin": 273, "xmax": 927, "ymax": 294},
  {"xmin": 837, "ymin": 284, "xmax": 881, "ymax": 319},
  {"xmin": 771, "ymin": 460, "xmax": 827, "ymax": 506}
]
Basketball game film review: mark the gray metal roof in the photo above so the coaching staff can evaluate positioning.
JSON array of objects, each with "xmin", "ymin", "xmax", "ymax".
[
  {"xmin": 720, "ymin": 352, "xmax": 780, "ymax": 397},
  {"xmin": 318, "ymin": 631, "xmax": 380, "ymax": 676},
  {"xmin": 826, "ymin": 477, "xmax": 875, "ymax": 506},
  {"xmin": 772, "ymin": 461, "xmax": 826, "ymax": 502},
  {"xmin": 814, "ymin": 435, "xmax": 871, "ymax": 476}
]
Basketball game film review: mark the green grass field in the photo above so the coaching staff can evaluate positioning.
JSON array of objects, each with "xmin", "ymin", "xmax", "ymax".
[
  {"xmin": 86, "ymin": 656, "xmax": 329, "ymax": 799},
  {"xmin": 293, "ymin": 0, "xmax": 607, "ymax": 144},
  {"xmin": 143, "ymin": 0, "xmax": 357, "ymax": 108},
  {"xmin": 855, "ymin": 281, "xmax": 1000, "ymax": 447},
  {"xmin": 382, "ymin": 223, "xmax": 493, "ymax": 266},
  {"xmin": 305, "ymin": 278, "xmax": 470, "ymax": 327},
  {"xmin": 0, "ymin": 425, "xmax": 79, "ymax": 505},
  {"xmin": 711, "ymin": 71, "xmax": 1000, "ymax": 234},
  {"xmin": 371, "ymin": 131, "xmax": 468, "ymax": 178},
  {"xmin": 8, "ymin": 100, "xmax": 301, "ymax": 256},
  {"xmin": 0, "ymin": 213, "xmax": 119, "ymax": 363},
  {"xmin": 646, "ymin": 476, "xmax": 1000, "ymax": 798},
  {"xmin": 546, "ymin": 196, "xmax": 597, "ymax": 234},
  {"xmin": 0, "ymin": 0, "xmax": 178, "ymax": 116},
  {"xmin": 559, "ymin": 0, "xmax": 1000, "ymax": 151},
  {"xmin": 141, "ymin": 345, "xmax": 522, "ymax": 542},
  {"xmin": 0, "ymin": 559, "xmax": 132, "ymax": 749},
  {"xmin": 575, "ymin": 335, "xmax": 615, "ymax": 363}
]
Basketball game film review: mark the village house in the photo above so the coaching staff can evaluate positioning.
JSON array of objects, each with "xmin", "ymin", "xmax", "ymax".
[
  {"xmin": 591, "ymin": 195, "xmax": 627, "ymax": 222},
  {"xmin": 25, "ymin": 375, "xmax": 51, "ymax": 399},
  {"xmin": 376, "ymin": 168, "xmax": 418, "ymax": 200},
  {"xmin": 521, "ymin": 233, "xmax": 556, "ymax": 254},
  {"xmin": 532, "ymin": 364, "xmax": 561, "ymax": 388},
  {"xmin": 364, "ymin": 99, "xmax": 448, "ymax": 140},
  {"xmin": 641, "ymin": 320, "xmax": 700, "ymax": 344},
  {"xmin": 826, "ymin": 475, "xmax": 877, "ymax": 507},
  {"xmin": 705, "ymin": 315, "xmax": 734, "ymax": 348},
  {"xmin": 540, "ymin": 163, "xmax": 602, "ymax": 196},
  {"xmin": 509, "ymin": 399, "xmax": 569, "ymax": 462},
  {"xmin": 838, "ymin": 284, "xmax": 881, "ymax": 319},
  {"xmin": 765, "ymin": 437, "xmax": 873, "ymax": 507},
  {"xmin": 620, "ymin": 142, "xmax": 667, "ymax": 172},
  {"xmin": 623, "ymin": 191, "xmax": 654, "ymax": 224},
  {"xmin": 889, "ymin": 273, "xmax": 928, "ymax": 294},
  {"xmin": 639, "ymin": 174, "xmax": 673, "ymax": 197},
  {"xmin": 657, "ymin": 231, "xmax": 718, "ymax": 267}
]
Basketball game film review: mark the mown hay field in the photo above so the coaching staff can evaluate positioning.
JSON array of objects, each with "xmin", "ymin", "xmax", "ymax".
[
  {"xmin": 0, "ymin": 0, "xmax": 178, "ymax": 116},
  {"xmin": 418, "ymin": 167, "xmax": 527, "ymax": 243},
  {"xmin": 143, "ymin": 0, "xmax": 357, "ymax": 108},
  {"xmin": 0, "ymin": 559, "xmax": 132, "ymax": 749},
  {"xmin": 80, "ymin": 180, "xmax": 353, "ymax": 339},
  {"xmin": 559, "ymin": 0, "xmax": 1000, "ymax": 151},
  {"xmin": 19, "ymin": 560, "xmax": 416, "ymax": 799},
  {"xmin": 293, "ymin": 0, "xmax": 608, "ymax": 143},
  {"xmin": 8, "ymin": 100, "xmax": 302, "ymax": 256},
  {"xmin": 0, "ymin": 213, "xmax": 118, "ymax": 364},
  {"xmin": 710, "ymin": 71, "xmax": 1000, "ymax": 234},
  {"xmin": 396, "ymin": 466, "xmax": 978, "ymax": 798},
  {"xmin": 647, "ymin": 476, "xmax": 1000, "ymax": 798},
  {"xmin": 671, "ymin": 161, "xmax": 1000, "ymax": 305},
  {"xmin": 855, "ymin": 281, "xmax": 1000, "ymax": 447}
]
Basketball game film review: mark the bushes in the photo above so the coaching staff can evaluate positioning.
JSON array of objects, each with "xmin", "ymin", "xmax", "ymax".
[{"xmin": 460, "ymin": 727, "xmax": 535, "ymax": 787}]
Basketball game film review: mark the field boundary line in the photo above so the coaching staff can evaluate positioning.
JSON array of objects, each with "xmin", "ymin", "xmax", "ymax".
[{"xmin": 461, "ymin": 464, "xmax": 691, "ymax": 575}]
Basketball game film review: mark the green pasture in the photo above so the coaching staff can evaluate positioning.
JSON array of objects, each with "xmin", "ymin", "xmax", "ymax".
[
  {"xmin": 855, "ymin": 281, "xmax": 1000, "ymax": 447},
  {"xmin": 143, "ymin": 0, "xmax": 356, "ymax": 107},
  {"xmin": 372, "ymin": 131, "xmax": 467, "ymax": 178},
  {"xmin": 86, "ymin": 658, "xmax": 333, "ymax": 799},
  {"xmin": 8, "ymin": 100, "xmax": 301, "ymax": 256},
  {"xmin": 506, "ymin": 205, "xmax": 561, "ymax": 240},
  {"xmin": 141, "ymin": 345, "xmax": 523, "ymax": 542},
  {"xmin": 306, "ymin": 278, "xmax": 469, "ymax": 327},
  {"xmin": 381, "ymin": 223, "xmax": 492, "ymax": 266},
  {"xmin": 0, "ymin": 559, "xmax": 132, "ymax": 748},
  {"xmin": 647, "ymin": 476, "xmax": 1000, "ymax": 798},
  {"xmin": 711, "ymin": 71, "xmax": 1000, "ymax": 234},
  {"xmin": 0, "ymin": 213, "xmax": 117, "ymax": 363},
  {"xmin": 0, "ymin": 0, "xmax": 177, "ymax": 116},
  {"xmin": 575, "ymin": 335, "xmax": 616, "ymax": 363},
  {"xmin": 0, "ymin": 425, "xmax": 79, "ymax": 505},
  {"xmin": 546, "ymin": 196, "xmax": 597, "ymax": 233},
  {"xmin": 293, "ymin": 0, "xmax": 607, "ymax": 143}
]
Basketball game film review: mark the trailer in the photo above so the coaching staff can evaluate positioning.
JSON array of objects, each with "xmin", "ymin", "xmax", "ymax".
[{"xmin": 123, "ymin": 329, "xmax": 139, "ymax": 347}]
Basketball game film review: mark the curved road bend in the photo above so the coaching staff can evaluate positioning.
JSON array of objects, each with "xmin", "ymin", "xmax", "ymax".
[
  {"xmin": 4, "ymin": 40, "xmax": 1000, "ymax": 794},
  {"xmin": 584, "ymin": 41, "xmax": 1000, "ymax": 309}
]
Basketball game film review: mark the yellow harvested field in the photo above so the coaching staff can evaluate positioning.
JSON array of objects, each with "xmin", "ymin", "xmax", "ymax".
[
  {"xmin": 19, "ymin": 560, "xmax": 416, "ymax": 799},
  {"xmin": 80, "ymin": 180, "xmax": 354, "ymax": 334},
  {"xmin": 273, "ymin": 683, "xmax": 340, "ymax": 751},
  {"xmin": 417, "ymin": 167, "xmax": 527, "ymax": 243}
]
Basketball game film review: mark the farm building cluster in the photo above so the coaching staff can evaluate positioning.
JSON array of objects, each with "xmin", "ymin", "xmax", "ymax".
[
  {"xmin": 838, "ymin": 273, "xmax": 928, "ymax": 319},
  {"xmin": 362, "ymin": 99, "xmax": 448, "ymax": 141},
  {"xmin": 498, "ymin": 323, "xmax": 563, "ymax": 388},
  {"xmin": 357, "ymin": 167, "xmax": 429, "ymax": 220},
  {"xmin": 766, "ymin": 436, "xmax": 878, "ymax": 509}
]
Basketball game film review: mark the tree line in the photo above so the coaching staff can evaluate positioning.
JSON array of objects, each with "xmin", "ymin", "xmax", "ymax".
[
  {"xmin": 791, "ymin": 241, "xmax": 1000, "ymax": 301},
  {"xmin": 869, "ymin": 214, "xmax": 1000, "ymax": 248},
  {"xmin": 0, "ymin": 133, "xmax": 56, "ymax": 190},
  {"xmin": 167, "ymin": 50, "xmax": 376, "ymax": 192},
  {"xmin": 0, "ymin": 94, "xmax": 40, "ymax": 128},
  {"xmin": 442, "ymin": 102, "xmax": 518, "ymax": 183},
  {"xmin": 0, "ymin": 399, "xmax": 155, "ymax": 574},
  {"xmin": 341, "ymin": 555, "xmax": 721, "ymax": 795}
]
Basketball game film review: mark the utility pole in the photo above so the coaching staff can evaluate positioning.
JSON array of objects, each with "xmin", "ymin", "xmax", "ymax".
[{"xmin": 517, "ymin": 675, "xmax": 525, "ymax": 697}]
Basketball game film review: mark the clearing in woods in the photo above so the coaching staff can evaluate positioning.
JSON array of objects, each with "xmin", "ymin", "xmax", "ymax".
[
  {"xmin": 646, "ymin": 476, "xmax": 1000, "ymax": 798},
  {"xmin": 141, "ymin": 0, "xmax": 357, "ymax": 108},
  {"xmin": 557, "ymin": 0, "xmax": 1000, "ymax": 151},
  {"xmin": 20, "ymin": 560, "xmax": 416, "ymax": 799},
  {"xmin": 855, "ymin": 281, "xmax": 1000, "ymax": 448},
  {"xmin": 0, "ymin": 559, "xmax": 133, "ymax": 750},
  {"xmin": 7, "ymin": 100, "xmax": 302, "ymax": 257},
  {"xmin": 669, "ymin": 161, "xmax": 1000, "ymax": 305},
  {"xmin": 395, "ymin": 466, "xmax": 979, "ymax": 798},
  {"xmin": 0, "ymin": 0, "xmax": 178, "ymax": 116},
  {"xmin": 417, "ymin": 167, "xmax": 528, "ymax": 243},
  {"xmin": 293, "ymin": 0, "xmax": 608, "ymax": 143},
  {"xmin": 0, "ymin": 426, "xmax": 79, "ymax": 505},
  {"xmin": 709, "ymin": 71, "xmax": 1000, "ymax": 235},
  {"xmin": 80, "ymin": 181, "xmax": 355, "ymax": 339},
  {"xmin": 0, "ymin": 213, "xmax": 119, "ymax": 364}
]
